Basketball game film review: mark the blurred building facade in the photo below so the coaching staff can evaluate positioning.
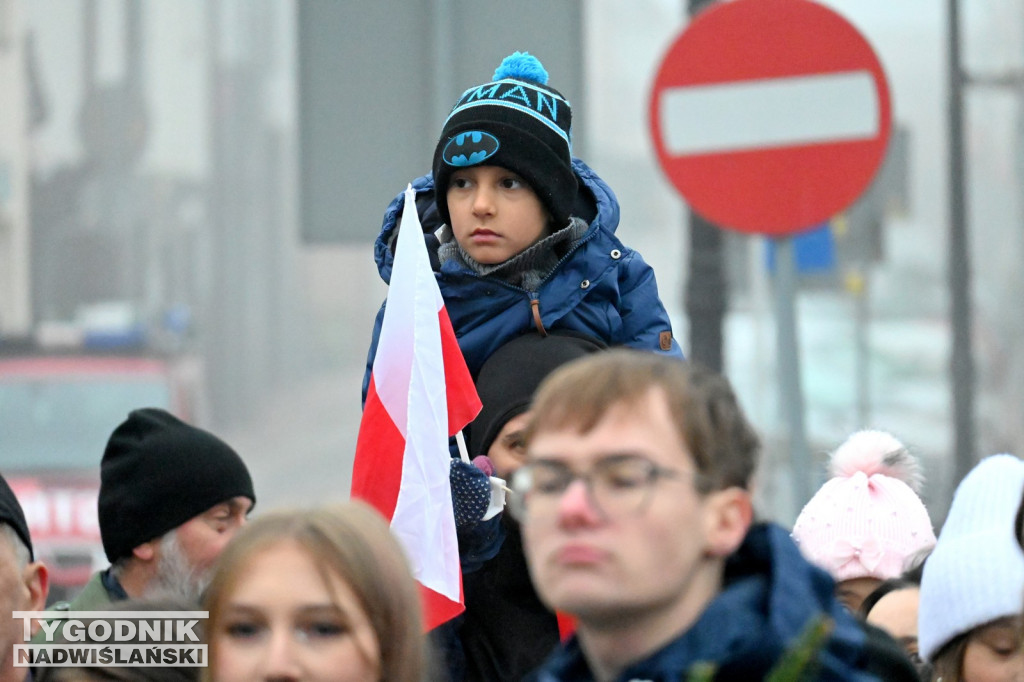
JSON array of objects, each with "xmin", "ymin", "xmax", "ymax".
[{"xmin": 2, "ymin": 0, "xmax": 306, "ymax": 426}]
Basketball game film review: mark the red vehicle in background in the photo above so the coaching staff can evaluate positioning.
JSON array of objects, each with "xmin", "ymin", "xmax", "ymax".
[{"xmin": 0, "ymin": 321, "xmax": 206, "ymax": 604}]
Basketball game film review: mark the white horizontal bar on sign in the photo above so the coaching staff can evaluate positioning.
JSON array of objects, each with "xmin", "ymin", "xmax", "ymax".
[{"xmin": 660, "ymin": 71, "xmax": 879, "ymax": 155}]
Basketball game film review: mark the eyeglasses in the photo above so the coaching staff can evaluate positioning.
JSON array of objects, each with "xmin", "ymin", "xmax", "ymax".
[{"xmin": 508, "ymin": 454, "xmax": 703, "ymax": 520}]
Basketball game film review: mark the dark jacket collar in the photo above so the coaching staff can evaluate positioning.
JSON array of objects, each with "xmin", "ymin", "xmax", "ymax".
[
  {"xmin": 101, "ymin": 566, "xmax": 130, "ymax": 601},
  {"xmin": 530, "ymin": 523, "xmax": 879, "ymax": 682}
]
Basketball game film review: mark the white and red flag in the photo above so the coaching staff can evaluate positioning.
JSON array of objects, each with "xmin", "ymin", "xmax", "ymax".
[{"xmin": 351, "ymin": 185, "xmax": 482, "ymax": 631}]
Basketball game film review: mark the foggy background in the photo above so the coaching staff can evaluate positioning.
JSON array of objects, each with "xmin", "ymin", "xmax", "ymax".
[{"xmin": 1, "ymin": 0, "xmax": 1022, "ymax": 527}]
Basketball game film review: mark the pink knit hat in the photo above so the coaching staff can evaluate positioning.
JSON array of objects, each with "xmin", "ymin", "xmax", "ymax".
[{"xmin": 791, "ymin": 430, "xmax": 937, "ymax": 582}]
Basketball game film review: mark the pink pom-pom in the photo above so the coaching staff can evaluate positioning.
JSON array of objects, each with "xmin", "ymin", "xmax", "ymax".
[{"xmin": 828, "ymin": 430, "xmax": 923, "ymax": 493}]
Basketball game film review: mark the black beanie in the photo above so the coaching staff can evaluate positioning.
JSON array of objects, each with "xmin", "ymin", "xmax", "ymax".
[
  {"xmin": 98, "ymin": 408, "xmax": 255, "ymax": 562},
  {"xmin": 0, "ymin": 472, "xmax": 33, "ymax": 560},
  {"xmin": 469, "ymin": 330, "xmax": 607, "ymax": 458},
  {"xmin": 433, "ymin": 51, "xmax": 578, "ymax": 230}
]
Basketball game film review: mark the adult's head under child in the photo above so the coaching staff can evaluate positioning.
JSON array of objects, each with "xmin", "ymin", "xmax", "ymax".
[
  {"xmin": 457, "ymin": 330, "xmax": 606, "ymax": 682},
  {"xmin": 469, "ymin": 329, "xmax": 607, "ymax": 478}
]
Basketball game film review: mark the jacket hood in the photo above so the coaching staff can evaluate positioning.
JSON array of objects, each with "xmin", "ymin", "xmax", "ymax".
[
  {"xmin": 709, "ymin": 523, "xmax": 872, "ymax": 679},
  {"xmin": 373, "ymin": 158, "xmax": 620, "ymax": 286}
]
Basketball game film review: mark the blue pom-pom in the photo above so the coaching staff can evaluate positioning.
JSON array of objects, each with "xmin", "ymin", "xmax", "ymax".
[{"xmin": 493, "ymin": 51, "xmax": 549, "ymax": 85}]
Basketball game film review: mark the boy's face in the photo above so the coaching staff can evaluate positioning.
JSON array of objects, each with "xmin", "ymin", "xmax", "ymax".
[{"xmin": 446, "ymin": 165, "xmax": 549, "ymax": 265}]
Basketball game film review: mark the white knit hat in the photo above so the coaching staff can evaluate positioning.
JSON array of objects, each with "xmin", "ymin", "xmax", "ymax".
[
  {"xmin": 791, "ymin": 430, "xmax": 936, "ymax": 582},
  {"xmin": 918, "ymin": 453, "xmax": 1024, "ymax": 662}
]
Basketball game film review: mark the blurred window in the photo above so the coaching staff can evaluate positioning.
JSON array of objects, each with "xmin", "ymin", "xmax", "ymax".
[{"xmin": 0, "ymin": 377, "xmax": 170, "ymax": 468}]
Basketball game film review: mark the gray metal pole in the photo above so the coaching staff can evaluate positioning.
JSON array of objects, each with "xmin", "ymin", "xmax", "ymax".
[
  {"xmin": 686, "ymin": 0, "xmax": 727, "ymax": 373},
  {"xmin": 687, "ymin": 214, "xmax": 727, "ymax": 372},
  {"xmin": 774, "ymin": 237, "xmax": 811, "ymax": 507},
  {"xmin": 83, "ymin": 0, "xmax": 96, "ymax": 96},
  {"xmin": 432, "ymin": 0, "xmax": 453, "ymax": 129},
  {"xmin": 853, "ymin": 270, "xmax": 871, "ymax": 427},
  {"xmin": 947, "ymin": 0, "xmax": 976, "ymax": 486}
]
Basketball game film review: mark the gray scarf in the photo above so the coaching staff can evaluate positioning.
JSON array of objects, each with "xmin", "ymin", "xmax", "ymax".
[{"xmin": 438, "ymin": 217, "xmax": 588, "ymax": 292}]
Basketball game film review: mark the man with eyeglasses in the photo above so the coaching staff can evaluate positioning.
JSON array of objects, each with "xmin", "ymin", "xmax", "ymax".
[{"xmin": 513, "ymin": 350, "xmax": 919, "ymax": 681}]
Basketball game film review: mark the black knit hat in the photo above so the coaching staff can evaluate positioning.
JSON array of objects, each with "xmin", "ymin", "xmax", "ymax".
[
  {"xmin": 433, "ymin": 51, "xmax": 578, "ymax": 230},
  {"xmin": 0, "ymin": 472, "xmax": 33, "ymax": 560},
  {"xmin": 98, "ymin": 408, "xmax": 255, "ymax": 562},
  {"xmin": 469, "ymin": 330, "xmax": 607, "ymax": 458}
]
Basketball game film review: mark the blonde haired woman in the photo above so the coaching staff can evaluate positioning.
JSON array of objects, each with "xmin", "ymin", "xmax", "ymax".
[{"xmin": 203, "ymin": 501, "xmax": 427, "ymax": 682}]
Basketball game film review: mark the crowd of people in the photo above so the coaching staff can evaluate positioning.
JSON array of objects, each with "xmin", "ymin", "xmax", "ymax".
[
  {"xmin": 4, "ymin": 353, "xmax": 1024, "ymax": 681},
  {"xmin": 3, "ymin": 50, "xmax": 1024, "ymax": 682}
]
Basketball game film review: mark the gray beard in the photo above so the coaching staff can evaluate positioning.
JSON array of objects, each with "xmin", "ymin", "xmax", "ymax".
[{"xmin": 145, "ymin": 530, "xmax": 210, "ymax": 605}]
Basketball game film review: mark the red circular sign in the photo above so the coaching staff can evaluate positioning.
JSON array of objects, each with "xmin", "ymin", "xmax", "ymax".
[{"xmin": 649, "ymin": 0, "xmax": 891, "ymax": 235}]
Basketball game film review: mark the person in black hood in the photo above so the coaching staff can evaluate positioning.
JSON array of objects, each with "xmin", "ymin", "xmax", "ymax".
[{"xmin": 442, "ymin": 330, "xmax": 606, "ymax": 682}]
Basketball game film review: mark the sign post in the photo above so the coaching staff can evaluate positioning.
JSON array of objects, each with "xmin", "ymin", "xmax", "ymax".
[{"xmin": 649, "ymin": 0, "xmax": 892, "ymax": 510}]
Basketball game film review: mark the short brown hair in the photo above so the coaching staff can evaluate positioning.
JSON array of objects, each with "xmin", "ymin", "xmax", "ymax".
[
  {"xmin": 203, "ymin": 502, "xmax": 426, "ymax": 682},
  {"xmin": 525, "ymin": 350, "xmax": 760, "ymax": 491}
]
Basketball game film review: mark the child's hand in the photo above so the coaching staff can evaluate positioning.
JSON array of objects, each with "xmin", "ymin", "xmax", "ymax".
[{"xmin": 450, "ymin": 457, "xmax": 495, "ymax": 528}]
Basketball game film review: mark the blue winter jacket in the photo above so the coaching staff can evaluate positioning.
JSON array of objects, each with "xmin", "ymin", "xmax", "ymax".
[
  {"xmin": 527, "ymin": 523, "xmax": 919, "ymax": 682},
  {"xmin": 363, "ymin": 159, "xmax": 683, "ymax": 401}
]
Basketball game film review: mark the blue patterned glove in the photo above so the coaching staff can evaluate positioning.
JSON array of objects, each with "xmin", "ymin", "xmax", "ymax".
[{"xmin": 450, "ymin": 457, "xmax": 493, "ymax": 528}]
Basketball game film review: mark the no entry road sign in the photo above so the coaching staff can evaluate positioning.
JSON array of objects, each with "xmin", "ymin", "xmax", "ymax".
[{"xmin": 649, "ymin": 0, "xmax": 892, "ymax": 236}]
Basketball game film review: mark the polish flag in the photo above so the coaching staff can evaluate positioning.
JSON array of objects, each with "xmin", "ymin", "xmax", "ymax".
[{"xmin": 351, "ymin": 185, "xmax": 482, "ymax": 631}]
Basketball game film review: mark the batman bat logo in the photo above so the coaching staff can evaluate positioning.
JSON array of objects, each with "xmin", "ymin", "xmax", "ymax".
[{"xmin": 442, "ymin": 131, "xmax": 500, "ymax": 167}]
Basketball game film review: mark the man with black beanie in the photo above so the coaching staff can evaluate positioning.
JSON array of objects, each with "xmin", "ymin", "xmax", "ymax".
[
  {"xmin": 58, "ymin": 408, "xmax": 255, "ymax": 611},
  {"xmin": 0, "ymin": 471, "xmax": 49, "ymax": 681}
]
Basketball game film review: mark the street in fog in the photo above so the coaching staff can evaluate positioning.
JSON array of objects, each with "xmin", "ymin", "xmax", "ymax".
[{"xmin": 2, "ymin": 0, "xmax": 1023, "ymax": 529}]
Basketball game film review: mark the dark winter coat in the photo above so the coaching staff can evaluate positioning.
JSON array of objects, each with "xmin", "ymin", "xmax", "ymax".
[
  {"xmin": 526, "ymin": 523, "xmax": 920, "ymax": 682},
  {"xmin": 459, "ymin": 515, "xmax": 560, "ymax": 682},
  {"xmin": 363, "ymin": 159, "xmax": 683, "ymax": 400}
]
